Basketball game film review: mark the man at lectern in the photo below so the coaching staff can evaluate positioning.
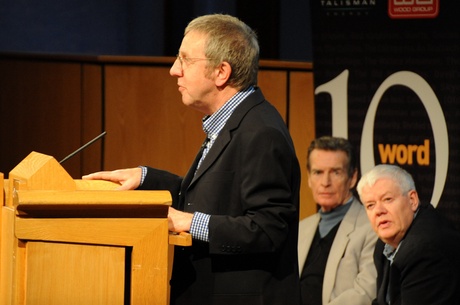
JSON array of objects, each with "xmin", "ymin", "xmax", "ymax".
[{"xmin": 83, "ymin": 14, "xmax": 301, "ymax": 305}]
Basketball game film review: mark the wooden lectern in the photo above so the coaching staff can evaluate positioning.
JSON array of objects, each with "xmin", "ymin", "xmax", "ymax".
[{"xmin": 0, "ymin": 152, "xmax": 191, "ymax": 305}]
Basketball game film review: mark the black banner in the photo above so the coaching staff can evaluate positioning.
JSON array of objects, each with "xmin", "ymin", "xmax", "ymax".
[{"xmin": 310, "ymin": 0, "xmax": 460, "ymax": 228}]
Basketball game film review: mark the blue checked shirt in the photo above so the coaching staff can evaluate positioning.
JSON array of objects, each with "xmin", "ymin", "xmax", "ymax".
[{"xmin": 140, "ymin": 86, "xmax": 255, "ymax": 242}]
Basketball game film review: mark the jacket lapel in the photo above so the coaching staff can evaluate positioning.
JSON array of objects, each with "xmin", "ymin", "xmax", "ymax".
[
  {"xmin": 179, "ymin": 139, "xmax": 209, "ymax": 209},
  {"xmin": 191, "ymin": 131, "xmax": 231, "ymax": 185},
  {"xmin": 322, "ymin": 199, "xmax": 360, "ymax": 302},
  {"xmin": 298, "ymin": 213, "xmax": 320, "ymax": 273},
  {"xmin": 187, "ymin": 88, "xmax": 265, "ymax": 189}
]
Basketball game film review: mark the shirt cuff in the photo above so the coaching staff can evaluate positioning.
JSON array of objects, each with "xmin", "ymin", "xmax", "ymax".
[
  {"xmin": 138, "ymin": 166, "xmax": 147, "ymax": 186},
  {"xmin": 190, "ymin": 212, "xmax": 211, "ymax": 242}
]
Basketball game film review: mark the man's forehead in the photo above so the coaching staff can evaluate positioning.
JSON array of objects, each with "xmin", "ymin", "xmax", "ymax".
[
  {"xmin": 310, "ymin": 150, "xmax": 348, "ymax": 168},
  {"xmin": 182, "ymin": 31, "xmax": 207, "ymax": 48},
  {"xmin": 311, "ymin": 149, "xmax": 348, "ymax": 159},
  {"xmin": 311, "ymin": 164, "xmax": 344, "ymax": 171}
]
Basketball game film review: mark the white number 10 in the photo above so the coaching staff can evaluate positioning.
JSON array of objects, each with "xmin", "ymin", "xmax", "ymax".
[{"xmin": 314, "ymin": 69, "xmax": 449, "ymax": 207}]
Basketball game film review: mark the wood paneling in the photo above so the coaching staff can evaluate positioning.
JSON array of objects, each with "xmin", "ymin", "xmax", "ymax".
[
  {"xmin": 289, "ymin": 72, "xmax": 316, "ymax": 219},
  {"xmin": 103, "ymin": 65, "xmax": 203, "ymax": 176},
  {"xmin": 258, "ymin": 70, "xmax": 287, "ymax": 120},
  {"xmin": 0, "ymin": 59, "xmax": 82, "ymax": 178},
  {"xmin": 81, "ymin": 64, "xmax": 104, "ymax": 176},
  {"xmin": 0, "ymin": 54, "xmax": 316, "ymax": 218}
]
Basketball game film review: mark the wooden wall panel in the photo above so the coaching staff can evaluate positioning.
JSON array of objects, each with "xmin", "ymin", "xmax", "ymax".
[
  {"xmin": 289, "ymin": 72, "xmax": 317, "ymax": 219},
  {"xmin": 81, "ymin": 64, "xmax": 104, "ymax": 176},
  {"xmin": 0, "ymin": 59, "xmax": 82, "ymax": 178},
  {"xmin": 258, "ymin": 70, "xmax": 287, "ymax": 120},
  {"xmin": 103, "ymin": 65, "xmax": 204, "ymax": 176}
]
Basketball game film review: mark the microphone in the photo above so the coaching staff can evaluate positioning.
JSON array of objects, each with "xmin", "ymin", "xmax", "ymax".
[{"xmin": 60, "ymin": 131, "xmax": 107, "ymax": 164}]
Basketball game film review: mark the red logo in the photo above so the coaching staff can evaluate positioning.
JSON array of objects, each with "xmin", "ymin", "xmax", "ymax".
[{"xmin": 388, "ymin": 0, "xmax": 439, "ymax": 19}]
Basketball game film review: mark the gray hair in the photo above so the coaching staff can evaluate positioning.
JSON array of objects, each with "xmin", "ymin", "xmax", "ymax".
[
  {"xmin": 185, "ymin": 14, "xmax": 259, "ymax": 90},
  {"xmin": 357, "ymin": 164, "xmax": 416, "ymax": 197}
]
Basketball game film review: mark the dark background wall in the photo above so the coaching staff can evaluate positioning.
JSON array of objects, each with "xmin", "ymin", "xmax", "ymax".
[{"xmin": 0, "ymin": 0, "xmax": 312, "ymax": 61}]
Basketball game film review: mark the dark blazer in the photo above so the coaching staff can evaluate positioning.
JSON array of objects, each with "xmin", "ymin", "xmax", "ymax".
[
  {"xmin": 373, "ymin": 202, "xmax": 460, "ymax": 305},
  {"xmin": 139, "ymin": 88, "xmax": 301, "ymax": 305}
]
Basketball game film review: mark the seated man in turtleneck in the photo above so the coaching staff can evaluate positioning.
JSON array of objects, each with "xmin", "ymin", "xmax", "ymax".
[{"xmin": 298, "ymin": 136, "xmax": 377, "ymax": 305}]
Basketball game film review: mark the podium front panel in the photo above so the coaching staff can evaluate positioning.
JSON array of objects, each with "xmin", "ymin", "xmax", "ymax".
[{"xmin": 25, "ymin": 242, "xmax": 125, "ymax": 305}]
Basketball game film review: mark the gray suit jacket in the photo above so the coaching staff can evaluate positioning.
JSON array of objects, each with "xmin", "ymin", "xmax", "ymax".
[{"xmin": 298, "ymin": 198, "xmax": 377, "ymax": 305}]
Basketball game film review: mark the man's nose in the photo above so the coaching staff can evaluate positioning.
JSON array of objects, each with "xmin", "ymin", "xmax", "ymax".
[
  {"xmin": 170, "ymin": 59, "xmax": 182, "ymax": 77},
  {"xmin": 321, "ymin": 173, "xmax": 331, "ymax": 186},
  {"xmin": 374, "ymin": 202, "xmax": 386, "ymax": 215}
]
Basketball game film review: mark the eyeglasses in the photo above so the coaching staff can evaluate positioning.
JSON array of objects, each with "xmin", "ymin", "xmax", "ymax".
[{"xmin": 175, "ymin": 55, "xmax": 209, "ymax": 70}]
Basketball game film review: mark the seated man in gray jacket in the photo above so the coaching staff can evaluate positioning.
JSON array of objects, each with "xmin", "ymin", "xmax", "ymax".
[{"xmin": 298, "ymin": 136, "xmax": 377, "ymax": 305}]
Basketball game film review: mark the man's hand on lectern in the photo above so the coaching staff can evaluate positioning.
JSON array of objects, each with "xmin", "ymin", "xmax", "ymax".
[{"xmin": 82, "ymin": 167, "xmax": 142, "ymax": 190}]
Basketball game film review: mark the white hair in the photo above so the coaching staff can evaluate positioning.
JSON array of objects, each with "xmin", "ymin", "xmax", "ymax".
[{"xmin": 357, "ymin": 164, "xmax": 416, "ymax": 198}]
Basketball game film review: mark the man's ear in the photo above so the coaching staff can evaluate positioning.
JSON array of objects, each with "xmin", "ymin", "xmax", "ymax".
[
  {"xmin": 408, "ymin": 190, "xmax": 420, "ymax": 211},
  {"xmin": 215, "ymin": 61, "xmax": 232, "ymax": 87}
]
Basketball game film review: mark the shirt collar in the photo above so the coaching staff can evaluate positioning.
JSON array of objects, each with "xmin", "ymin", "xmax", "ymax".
[
  {"xmin": 202, "ymin": 86, "xmax": 255, "ymax": 139},
  {"xmin": 319, "ymin": 196, "xmax": 353, "ymax": 218}
]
